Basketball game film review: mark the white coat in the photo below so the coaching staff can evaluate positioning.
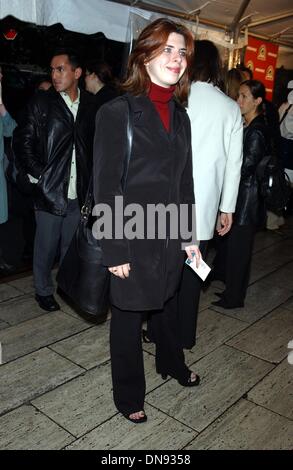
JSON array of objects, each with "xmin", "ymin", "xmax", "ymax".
[{"xmin": 187, "ymin": 81, "xmax": 243, "ymax": 240}]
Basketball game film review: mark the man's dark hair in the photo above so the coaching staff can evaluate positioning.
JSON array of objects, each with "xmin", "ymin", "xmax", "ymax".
[
  {"xmin": 50, "ymin": 48, "xmax": 82, "ymax": 69},
  {"xmin": 191, "ymin": 39, "xmax": 224, "ymax": 89}
]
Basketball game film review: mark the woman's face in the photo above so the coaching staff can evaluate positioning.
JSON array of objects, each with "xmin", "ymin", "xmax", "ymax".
[
  {"xmin": 84, "ymin": 70, "xmax": 96, "ymax": 94},
  {"xmin": 145, "ymin": 32, "xmax": 187, "ymax": 88},
  {"xmin": 237, "ymin": 84, "xmax": 260, "ymax": 118}
]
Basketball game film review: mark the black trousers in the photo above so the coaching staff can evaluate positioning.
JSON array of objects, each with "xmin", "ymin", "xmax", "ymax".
[
  {"xmin": 213, "ymin": 224, "xmax": 255, "ymax": 305},
  {"xmin": 177, "ymin": 241, "xmax": 209, "ymax": 350},
  {"xmin": 110, "ymin": 294, "xmax": 189, "ymax": 415}
]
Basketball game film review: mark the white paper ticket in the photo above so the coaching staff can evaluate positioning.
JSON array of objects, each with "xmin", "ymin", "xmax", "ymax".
[{"xmin": 185, "ymin": 257, "xmax": 211, "ymax": 281}]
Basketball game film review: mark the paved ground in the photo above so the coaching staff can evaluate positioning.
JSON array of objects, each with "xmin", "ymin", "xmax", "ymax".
[{"xmin": 0, "ymin": 219, "xmax": 293, "ymax": 450}]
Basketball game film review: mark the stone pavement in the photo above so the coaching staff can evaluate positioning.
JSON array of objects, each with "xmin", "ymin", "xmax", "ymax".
[{"xmin": 0, "ymin": 219, "xmax": 293, "ymax": 450}]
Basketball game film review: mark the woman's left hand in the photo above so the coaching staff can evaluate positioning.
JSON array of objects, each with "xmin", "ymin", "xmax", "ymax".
[{"xmin": 185, "ymin": 245, "xmax": 201, "ymax": 268}]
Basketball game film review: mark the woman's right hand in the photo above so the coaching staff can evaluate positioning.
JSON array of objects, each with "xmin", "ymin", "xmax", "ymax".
[
  {"xmin": 185, "ymin": 245, "xmax": 201, "ymax": 268},
  {"xmin": 108, "ymin": 263, "xmax": 131, "ymax": 279}
]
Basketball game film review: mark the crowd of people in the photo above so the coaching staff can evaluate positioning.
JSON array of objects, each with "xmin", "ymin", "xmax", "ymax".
[{"xmin": 0, "ymin": 18, "xmax": 293, "ymax": 423}]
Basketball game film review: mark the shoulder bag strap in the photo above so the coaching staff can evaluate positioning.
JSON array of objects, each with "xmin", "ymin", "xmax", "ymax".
[
  {"xmin": 81, "ymin": 95, "xmax": 134, "ymax": 220},
  {"xmin": 121, "ymin": 95, "xmax": 134, "ymax": 192},
  {"xmin": 279, "ymin": 104, "xmax": 292, "ymax": 125},
  {"xmin": 81, "ymin": 174, "xmax": 94, "ymax": 219}
]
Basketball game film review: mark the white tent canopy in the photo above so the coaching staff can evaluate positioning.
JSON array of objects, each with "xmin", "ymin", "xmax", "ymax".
[
  {"xmin": 0, "ymin": 0, "xmax": 292, "ymax": 68},
  {"xmin": 0, "ymin": 0, "xmax": 130, "ymax": 40}
]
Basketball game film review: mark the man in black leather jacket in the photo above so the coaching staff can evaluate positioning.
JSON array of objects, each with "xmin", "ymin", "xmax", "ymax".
[{"xmin": 13, "ymin": 49, "xmax": 96, "ymax": 311}]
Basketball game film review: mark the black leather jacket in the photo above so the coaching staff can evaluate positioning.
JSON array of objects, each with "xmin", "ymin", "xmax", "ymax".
[
  {"xmin": 234, "ymin": 114, "xmax": 269, "ymax": 226},
  {"xmin": 12, "ymin": 88, "xmax": 96, "ymax": 215}
]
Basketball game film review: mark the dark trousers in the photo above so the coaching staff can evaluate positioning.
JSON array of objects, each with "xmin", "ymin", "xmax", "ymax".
[
  {"xmin": 177, "ymin": 241, "xmax": 209, "ymax": 349},
  {"xmin": 213, "ymin": 224, "xmax": 255, "ymax": 305},
  {"xmin": 212, "ymin": 234, "xmax": 228, "ymax": 282},
  {"xmin": 33, "ymin": 199, "xmax": 80, "ymax": 296},
  {"xmin": 110, "ymin": 294, "xmax": 189, "ymax": 415}
]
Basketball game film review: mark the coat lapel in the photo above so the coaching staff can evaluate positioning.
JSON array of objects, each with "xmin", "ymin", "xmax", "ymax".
[
  {"xmin": 76, "ymin": 90, "xmax": 91, "ymax": 122},
  {"xmin": 130, "ymin": 95, "xmax": 156, "ymax": 127},
  {"xmin": 169, "ymin": 99, "xmax": 186, "ymax": 140},
  {"xmin": 128, "ymin": 94, "xmax": 186, "ymax": 141}
]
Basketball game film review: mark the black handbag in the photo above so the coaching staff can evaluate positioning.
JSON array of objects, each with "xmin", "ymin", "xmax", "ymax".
[
  {"xmin": 257, "ymin": 153, "xmax": 291, "ymax": 213},
  {"xmin": 56, "ymin": 97, "xmax": 133, "ymax": 318}
]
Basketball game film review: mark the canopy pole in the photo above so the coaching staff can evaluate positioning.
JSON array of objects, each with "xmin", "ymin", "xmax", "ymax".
[
  {"xmin": 228, "ymin": 0, "xmax": 251, "ymax": 68},
  {"xmin": 249, "ymin": 11, "xmax": 293, "ymax": 28}
]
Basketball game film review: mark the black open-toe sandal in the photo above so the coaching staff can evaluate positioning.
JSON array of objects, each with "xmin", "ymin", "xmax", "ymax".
[
  {"xmin": 159, "ymin": 371, "xmax": 200, "ymax": 386},
  {"xmin": 178, "ymin": 372, "xmax": 200, "ymax": 387},
  {"xmin": 122, "ymin": 411, "xmax": 148, "ymax": 424}
]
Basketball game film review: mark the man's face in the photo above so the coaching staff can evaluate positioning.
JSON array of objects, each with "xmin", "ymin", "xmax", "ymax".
[{"xmin": 50, "ymin": 55, "xmax": 81, "ymax": 94}]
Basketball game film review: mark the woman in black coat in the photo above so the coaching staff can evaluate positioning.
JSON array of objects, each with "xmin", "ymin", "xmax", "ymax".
[
  {"xmin": 212, "ymin": 80, "xmax": 269, "ymax": 309},
  {"xmin": 93, "ymin": 19, "xmax": 201, "ymax": 423},
  {"xmin": 84, "ymin": 60, "xmax": 118, "ymax": 110}
]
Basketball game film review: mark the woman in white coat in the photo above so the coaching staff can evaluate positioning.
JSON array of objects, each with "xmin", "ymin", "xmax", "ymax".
[{"xmin": 177, "ymin": 40, "xmax": 243, "ymax": 349}]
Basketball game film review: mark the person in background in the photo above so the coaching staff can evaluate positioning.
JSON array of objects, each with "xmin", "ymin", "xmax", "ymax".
[
  {"xmin": 37, "ymin": 79, "xmax": 52, "ymax": 91},
  {"xmin": 279, "ymin": 80, "xmax": 293, "ymax": 215},
  {"xmin": 93, "ymin": 18, "xmax": 201, "ymax": 424},
  {"xmin": 13, "ymin": 49, "xmax": 96, "ymax": 311},
  {"xmin": 238, "ymin": 66, "xmax": 283, "ymax": 230},
  {"xmin": 85, "ymin": 61, "xmax": 118, "ymax": 110},
  {"xmin": 226, "ymin": 67, "xmax": 246, "ymax": 101},
  {"xmin": 237, "ymin": 64, "xmax": 253, "ymax": 81},
  {"xmin": 0, "ymin": 65, "xmax": 17, "ymax": 273},
  {"xmin": 212, "ymin": 80, "xmax": 269, "ymax": 309},
  {"xmin": 263, "ymin": 89, "xmax": 283, "ymax": 231}
]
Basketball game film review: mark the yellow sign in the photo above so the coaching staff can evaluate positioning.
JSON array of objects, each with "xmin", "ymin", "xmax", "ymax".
[
  {"xmin": 265, "ymin": 65, "xmax": 274, "ymax": 81},
  {"xmin": 257, "ymin": 45, "xmax": 267, "ymax": 61},
  {"xmin": 246, "ymin": 60, "xmax": 254, "ymax": 72}
]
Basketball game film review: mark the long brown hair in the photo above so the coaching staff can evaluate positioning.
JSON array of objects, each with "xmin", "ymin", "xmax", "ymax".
[
  {"xmin": 225, "ymin": 68, "xmax": 246, "ymax": 101},
  {"xmin": 122, "ymin": 18, "xmax": 194, "ymax": 105},
  {"xmin": 191, "ymin": 40, "xmax": 224, "ymax": 90}
]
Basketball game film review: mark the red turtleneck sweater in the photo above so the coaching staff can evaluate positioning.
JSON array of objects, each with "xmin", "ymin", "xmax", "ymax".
[{"xmin": 148, "ymin": 82, "xmax": 175, "ymax": 132}]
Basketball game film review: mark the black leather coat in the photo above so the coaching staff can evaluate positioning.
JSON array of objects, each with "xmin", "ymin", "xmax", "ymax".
[
  {"xmin": 93, "ymin": 94, "xmax": 195, "ymax": 311},
  {"xmin": 12, "ymin": 88, "xmax": 96, "ymax": 215},
  {"xmin": 234, "ymin": 114, "xmax": 269, "ymax": 226}
]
